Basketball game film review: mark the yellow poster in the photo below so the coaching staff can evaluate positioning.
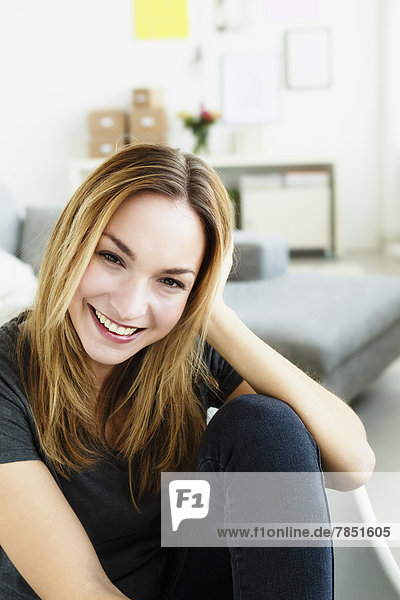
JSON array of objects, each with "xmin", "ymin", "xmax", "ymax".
[{"xmin": 134, "ymin": 0, "xmax": 189, "ymax": 39}]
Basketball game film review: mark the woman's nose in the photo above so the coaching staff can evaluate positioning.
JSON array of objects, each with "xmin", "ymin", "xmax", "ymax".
[{"xmin": 109, "ymin": 279, "xmax": 150, "ymax": 324}]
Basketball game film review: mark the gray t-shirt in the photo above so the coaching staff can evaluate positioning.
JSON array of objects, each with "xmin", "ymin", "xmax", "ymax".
[{"xmin": 0, "ymin": 317, "xmax": 242, "ymax": 600}]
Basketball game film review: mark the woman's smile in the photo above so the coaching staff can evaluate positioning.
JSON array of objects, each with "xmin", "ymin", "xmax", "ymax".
[{"xmin": 89, "ymin": 304, "xmax": 146, "ymax": 343}]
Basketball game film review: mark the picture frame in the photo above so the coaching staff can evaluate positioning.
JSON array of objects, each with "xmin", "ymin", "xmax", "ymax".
[
  {"xmin": 221, "ymin": 51, "xmax": 280, "ymax": 125},
  {"xmin": 284, "ymin": 29, "xmax": 332, "ymax": 90}
]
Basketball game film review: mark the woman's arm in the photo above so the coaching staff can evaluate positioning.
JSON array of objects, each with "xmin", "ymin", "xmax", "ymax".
[
  {"xmin": 206, "ymin": 250, "xmax": 375, "ymax": 490},
  {"xmin": 0, "ymin": 460, "xmax": 131, "ymax": 600}
]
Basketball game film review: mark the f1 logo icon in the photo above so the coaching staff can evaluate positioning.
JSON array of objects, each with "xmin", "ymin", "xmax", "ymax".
[{"xmin": 169, "ymin": 480, "xmax": 210, "ymax": 531}]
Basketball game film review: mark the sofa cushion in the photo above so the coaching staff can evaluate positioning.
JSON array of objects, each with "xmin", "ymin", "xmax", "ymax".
[
  {"xmin": 224, "ymin": 272, "xmax": 400, "ymax": 400},
  {"xmin": 0, "ymin": 250, "xmax": 37, "ymax": 326},
  {"xmin": 0, "ymin": 186, "xmax": 20, "ymax": 255},
  {"xmin": 232, "ymin": 231, "xmax": 288, "ymax": 281}
]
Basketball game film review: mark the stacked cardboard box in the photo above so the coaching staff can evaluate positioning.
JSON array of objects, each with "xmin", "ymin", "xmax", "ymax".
[
  {"xmin": 129, "ymin": 88, "xmax": 167, "ymax": 144},
  {"xmin": 88, "ymin": 109, "xmax": 127, "ymax": 158}
]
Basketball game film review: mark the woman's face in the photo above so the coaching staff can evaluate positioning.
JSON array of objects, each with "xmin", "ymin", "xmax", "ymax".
[{"xmin": 68, "ymin": 193, "xmax": 206, "ymax": 385}]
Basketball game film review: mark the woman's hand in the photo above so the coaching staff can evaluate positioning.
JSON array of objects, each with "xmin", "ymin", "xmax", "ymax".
[
  {"xmin": 212, "ymin": 238, "xmax": 234, "ymax": 313},
  {"xmin": 207, "ymin": 238, "xmax": 236, "ymax": 349}
]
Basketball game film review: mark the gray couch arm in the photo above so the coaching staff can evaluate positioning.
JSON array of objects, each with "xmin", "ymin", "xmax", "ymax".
[
  {"xmin": 0, "ymin": 185, "xmax": 21, "ymax": 256},
  {"xmin": 18, "ymin": 205, "xmax": 63, "ymax": 274},
  {"xmin": 231, "ymin": 231, "xmax": 289, "ymax": 281}
]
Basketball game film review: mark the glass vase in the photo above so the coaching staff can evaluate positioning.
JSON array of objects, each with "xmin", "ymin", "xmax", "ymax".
[{"xmin": 193, "ymin": 126, "xmax": 210, "ymax": 154}]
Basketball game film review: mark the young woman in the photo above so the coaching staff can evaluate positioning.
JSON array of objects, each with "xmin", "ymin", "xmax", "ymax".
[{"xmin": 0, "ymin": 143, "xmax": 374, "ymax": 600}]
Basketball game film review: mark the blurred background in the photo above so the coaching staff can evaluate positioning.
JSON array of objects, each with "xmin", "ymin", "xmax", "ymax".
[{"xmin": 0, "ymin": 0, "xmax": 396, "ymax": 258}]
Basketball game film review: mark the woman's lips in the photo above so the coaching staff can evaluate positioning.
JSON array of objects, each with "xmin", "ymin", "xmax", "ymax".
[{"xmin": 89, "ymin": 305, "xmax": 145, "ymax": 344}]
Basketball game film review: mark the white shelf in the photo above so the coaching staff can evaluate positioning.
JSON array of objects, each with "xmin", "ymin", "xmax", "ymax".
[{"xmin": 201, "ymin": 154, "xmax": 334, "ymax": 168}]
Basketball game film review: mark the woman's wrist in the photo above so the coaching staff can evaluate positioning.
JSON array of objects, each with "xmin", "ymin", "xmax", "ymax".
[{"xmin": 207, "ymin": 301, "xmax": 236, "ymax": 349}]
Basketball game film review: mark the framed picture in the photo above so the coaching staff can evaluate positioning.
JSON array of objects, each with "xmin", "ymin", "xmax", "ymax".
[
  {"xmin": 221, "ymin": 52, "xmax": 280, "ymax": 124},
  {"xmin": 285, "ymin": 29, "xmax": 332, "ymax": 90}
]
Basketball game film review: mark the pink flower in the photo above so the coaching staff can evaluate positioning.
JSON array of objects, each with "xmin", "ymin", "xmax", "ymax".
[{"xmin": 200, "ymin": 107, "xmax": 213, "ymax": 122}]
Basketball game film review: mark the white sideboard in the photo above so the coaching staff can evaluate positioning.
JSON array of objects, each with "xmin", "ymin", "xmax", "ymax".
[{"xmin": 70, "ymin": 155, "xmax": 336, "ymax": 256}]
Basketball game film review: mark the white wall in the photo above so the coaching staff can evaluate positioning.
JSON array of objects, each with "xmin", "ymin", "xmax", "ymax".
[
  {"xmin": 380, "ymin": 0, "xmax": 400, "ymax": 245},
  {"xmin": 0, "ymin": 0, "xmax": 381, "ymax": 252}
]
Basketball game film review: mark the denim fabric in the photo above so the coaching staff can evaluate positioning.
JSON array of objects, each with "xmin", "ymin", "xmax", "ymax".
[{"xmin": 162, "ymin": 394, "xmax": 334, "ymax": 600}]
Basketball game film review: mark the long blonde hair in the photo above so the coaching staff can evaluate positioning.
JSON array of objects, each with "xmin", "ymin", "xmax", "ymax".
[{"xmin": 17, "ymin": 143, "xmax": 233, "ymax": 507}]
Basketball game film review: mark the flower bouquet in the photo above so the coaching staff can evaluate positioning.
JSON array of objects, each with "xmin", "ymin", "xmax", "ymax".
[{"xmin": 178, "ymin": 104, "xmax": 220, "ymax": 154}]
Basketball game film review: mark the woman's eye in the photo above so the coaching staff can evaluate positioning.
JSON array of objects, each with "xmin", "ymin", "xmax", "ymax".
[
  {"xmin": 98, "ymin": 251, "xmax": 123, "ymax": 266},
  {"xmin": 161, "ymin": 277, "xmax": 184, "ymax": 289}
]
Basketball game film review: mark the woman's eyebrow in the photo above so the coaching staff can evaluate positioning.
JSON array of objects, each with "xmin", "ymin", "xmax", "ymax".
[
  {"xmin": 103, "ymin": 232, "xmax": 135, "ymax": 261},
  {"xmin": 102, "ymin": 232, "xmax": 196, "ymax": 276},
  {"xmin": 161, "ymin": 267, "xmax": 196, "ymax": 277}
]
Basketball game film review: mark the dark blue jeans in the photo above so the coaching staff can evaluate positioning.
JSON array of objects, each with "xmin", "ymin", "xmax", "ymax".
[{"xmin": 162, "ymin": 395, "xmax": 334, "ymax": 599}]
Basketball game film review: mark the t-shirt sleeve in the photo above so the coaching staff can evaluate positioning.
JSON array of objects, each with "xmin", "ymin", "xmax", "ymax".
[
  {"xmin": 0, "ymin": 322, "xmax": 42, "ymax": 464},
  {"xmin": 201, "ymin": 343, "xmax": 244, "ymax": 408},
  {"xmin": 0, "ymin": 386, "xmax": 42, "ymax": 464}
]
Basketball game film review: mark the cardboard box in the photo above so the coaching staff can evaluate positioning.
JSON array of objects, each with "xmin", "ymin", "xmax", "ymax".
[
  {"xmin": 132, "ymin": 88, "xmax": 163, "ymax": 109},
  {"xmin": 128, "ymin": 130, "xmax": 167, "ymax": 144},
  {"xmin": 129, "ymin": 108, "xmax": 167, "ymax": 143},
  {"xmin": 89, "ymin": 135, "xmax": 127, "ymax": 158},
  {"xmin": 88, "ymin": 110, "xmax": 127, "ymax": 136}
]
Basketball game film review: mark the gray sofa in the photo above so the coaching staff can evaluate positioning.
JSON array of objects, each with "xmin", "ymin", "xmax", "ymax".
[{"xmin": 2, "ymin": 187, "xmax": 400, "ymax": 404}]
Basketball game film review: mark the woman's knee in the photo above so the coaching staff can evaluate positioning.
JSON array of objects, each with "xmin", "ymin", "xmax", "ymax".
[
  {"xmin": 211, "ymin": 393, "xmax": 315, "ymax": 444},
  {"xmin": 201, "ymin": 394, "xmax": 321, "ymax": 472}
]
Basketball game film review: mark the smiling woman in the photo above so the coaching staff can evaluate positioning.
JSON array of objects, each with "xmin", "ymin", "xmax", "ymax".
[
  {"xmin": 0, "ymin": 143, "xmax": 373, "ymax": 600},
  {"xmin": 68, "ymin": 193, "xmax": 206, "ymax": 386}
]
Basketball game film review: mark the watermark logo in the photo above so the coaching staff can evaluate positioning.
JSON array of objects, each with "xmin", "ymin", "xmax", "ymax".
[
  {"xmin": 162, "ymin": 472, "xmax": 400, "ymax": 547},
  {"xmin": 169, "ymin": 480, "xmax": 210, "ymax": 531}
]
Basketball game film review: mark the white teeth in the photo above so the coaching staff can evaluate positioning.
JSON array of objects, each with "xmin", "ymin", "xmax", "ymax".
[
  {"xmin": 94, "ymin": 308, "xmax": 138, "ymax": 336},
  {"xmin": 124, "ymin": 327, "xmax": 137, "ymax": 335},
  {"xmin": 95, "ymin": 309, "xmax": 107, "ymax": 324}
]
